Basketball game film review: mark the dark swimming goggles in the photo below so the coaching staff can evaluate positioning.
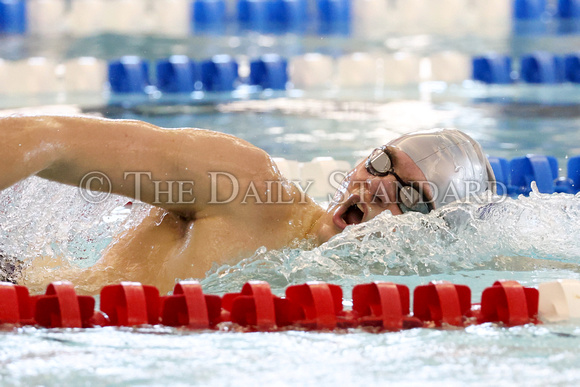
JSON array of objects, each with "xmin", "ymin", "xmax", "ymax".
[{"xmin": 365, "ymin": 146, "xmax": 433, "ymax": 214}]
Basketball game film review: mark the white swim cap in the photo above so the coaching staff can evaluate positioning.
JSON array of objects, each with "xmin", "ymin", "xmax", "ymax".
[{"xmin": 388, "ymin": 128, "xmax": 496, "ymax": 209}]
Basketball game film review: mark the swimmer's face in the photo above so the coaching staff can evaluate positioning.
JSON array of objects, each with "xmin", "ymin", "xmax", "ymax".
[{"xmin": 316, "ymin": 147, "xmax": 434, "ymax": 243}]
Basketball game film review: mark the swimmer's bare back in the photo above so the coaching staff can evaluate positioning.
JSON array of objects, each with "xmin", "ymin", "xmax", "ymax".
[{"xmin": 0, "ymin": 115, "xmax": 325, "ymax": 293}]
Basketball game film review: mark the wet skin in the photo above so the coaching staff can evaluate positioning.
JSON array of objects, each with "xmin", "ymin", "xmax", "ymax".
[
  {"xmin": 0, "ymin": 115, "xmax": 430, "ymax": 294},
  {"xmin": 312, "ymin": 147, "xmax": 434, "ymax": 244}
]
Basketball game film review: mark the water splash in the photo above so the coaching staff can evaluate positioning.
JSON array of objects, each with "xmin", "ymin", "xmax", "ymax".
[
  {"xmin": 2, "ymin": 178, "xmax": 580, "ymax": 295},
  {"xmin": 0, "ymin": 177, "xmax": 131, "ymax": 270},
  {"xmin": 201, "ymin": 185, "xmax": 580, "ymax": 294}
]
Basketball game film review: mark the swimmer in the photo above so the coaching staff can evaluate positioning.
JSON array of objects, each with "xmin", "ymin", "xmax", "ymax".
[{"xmin": 0, "ymin": 116, "xmax": 495, "ymax": 293}]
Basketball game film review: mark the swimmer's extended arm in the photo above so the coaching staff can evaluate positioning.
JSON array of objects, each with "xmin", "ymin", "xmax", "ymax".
[{"xmin": 0, "ymin": 115, "xmax": 280, "ymax": 215}]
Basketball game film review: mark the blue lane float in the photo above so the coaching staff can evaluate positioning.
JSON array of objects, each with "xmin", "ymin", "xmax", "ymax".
[
  {"xmin": 108, "ymin": 56, "xmax": 150, "ymax": 94},
  {"xmin": 109, "ymin": 54, "xmax": 290, "ymax": 94},
  {"xmin": 192, "ymin": 0, "xmax": 227, "ymax": 34},
  {"xmin": 514, "ymin": 0, "xmax": 547, "ymax": 19},
  {"xmin": 156, "ymin": 56, "xmax": 201, "ymax": 93},
  {"xmin": 472, "ymin": 52, "xmax": 580, "ymax": 84},
  {"xmin": 200, "ymin": 55, "xmax": 239, "ymax": 92},
  {"xmin": 249, "ymin": 54, "xmax": 288, "ymax": 90},
  {"xmin": 237, "ymin": 0, "xmax": 274, "ymax": 33},
  {"xmin": 559, "ymin": 0, "xmax": 580, "ymax": 19},
  {"xmin": 558, "ymin": 0, "xmax": 580, "ymax": 33},
  {"xmin": 567, "ymin": 155, "xmax": 580, "ymax": 192},
  {"xmin": 276, "ymin": 0, "xmax": 309, "ymax": 33},
  {"xmin": 520, "ymin": 52, "xmax": 566, "ymax": 84},
  {"xmin": 488, "ymin": 154, "xmax": 580, "ymax": 195},
  {"xmin": 7, "ymin": 0, "xmax": 580, "ymax": 38},
  {"xmin": 103, "ymin": 51, "xmax": 580, "ymax": 97},
  {"xmin": 0, "ymin": 0, "xmax": 26, "ymax": 35},
  {"xmin": 317, "ymin": 0, "xmax": 351, "ymax": 35},
  {"xmin": 565, "ymin": 53, "xmax": 580, "ymax": 83},
  {"xmin": 513, "ymin": 0, "xmax": 548, "ymax": 35},
  {"xmin": 472, "ymin": 54, "xmax": 514, "ymax": 84},
  {"xmin": 509, "ymin": 154, "xmax": 559, "ymax": 194}
]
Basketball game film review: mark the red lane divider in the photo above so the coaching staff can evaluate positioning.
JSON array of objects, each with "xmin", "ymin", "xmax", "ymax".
[
  {"xmin": 222, "ymin": 281, "xmax": 277, "ymax": 329},
  {"xmin": 282, "ymin": 282, "xmax": 354, "ymax": 329},
  {"xmin": 0, "ymin": 282, "xmax": 33, "ymax": 325},
  {"xmin": 33, "ymin": 281, "xmax": 96, "ymax": 328},
  {"xmin": 100, "ymin": 282, "xmax": 160, "ymax": 326},
  {"xmin": 0, "ymin": 279, "xmax": 542, "ymax": 330},
  {"xmin": 285, "ymin": 282, "xmax": 339, "ymax": 329},
  {"xmin": 161, "ymin": 281, "xmax": 221, "ymax": 329},
  {"xmin": 413, "ymin": 281, "xmax": 472, "ymax": 327},
  {"xmin": 478, "ymin": 280, "xmax": 539, "ymax": 326},
  {"xmin": 352, "ymin": 282, "xmax": 422, "ymax": 331}
]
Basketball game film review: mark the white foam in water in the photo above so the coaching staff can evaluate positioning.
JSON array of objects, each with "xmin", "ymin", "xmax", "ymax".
[
  {"xmin": 201, "ymin": 184, "xmax": 580, "ymax": 294},
  {"xmin": 3, "ymin": 174, "xmax": 580, "ymax": 297},
  {"xmin": 0, "ymin": 177, "xmax": 131, "ymax": 269},
  {"xmin": 3, "ymin": 164, "xmax": 580, "ymax": 386}
]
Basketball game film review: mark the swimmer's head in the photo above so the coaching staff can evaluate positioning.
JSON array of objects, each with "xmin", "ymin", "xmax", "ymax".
[
  {"xmin": 314, "ymin": 128, "xmax": 495, "ymax": 243},
  {"xmin": 377, "ymin": 128, "xmax": 496, "ymax": 210}
]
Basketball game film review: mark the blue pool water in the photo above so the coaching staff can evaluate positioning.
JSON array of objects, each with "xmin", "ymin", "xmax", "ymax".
[
  {"xmin": 3, "ymin": 0, "xmax": 580, "ymax": 382},
  {"xmin": 106, "ymin": 98, "xmax": 580, "ymax": 170},
  {"xmin": 2, "ymin": 97, "xmax": 580, "ymax": 386}
]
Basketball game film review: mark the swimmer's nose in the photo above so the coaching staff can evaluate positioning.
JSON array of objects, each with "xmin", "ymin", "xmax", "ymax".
[{"xmin": 366, "ymin": 175, "xmax": 398, "ymax": 207}]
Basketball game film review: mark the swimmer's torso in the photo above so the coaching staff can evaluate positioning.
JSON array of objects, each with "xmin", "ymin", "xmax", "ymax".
[
  {"xmin": 1, "ymin": 115, "xmax": 328, "ymax": 294},
  {"xmin": 83, "ymin": 185, "xmax": 322, "ymax": 294}
]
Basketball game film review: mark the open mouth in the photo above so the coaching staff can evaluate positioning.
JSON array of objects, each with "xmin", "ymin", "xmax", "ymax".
[
  {"xmin": 342, "ymin": 203, "xmax": 365, "ymax": 226},
  {"xmin": 332, "ymin": 195, "xmax": 368, "ymax": 231}
]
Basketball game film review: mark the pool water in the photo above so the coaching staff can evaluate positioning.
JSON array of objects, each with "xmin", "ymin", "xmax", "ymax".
[
  {"xmin": 3, "ymin": 321, "xmax": 580, "ymax": 386},
  {"xmin": 104, "ymin": 98, "xmax": 580, "ymax": 169},
  {"xmin": 2, "ymin": 97, "xmax": 580, "ymax": 386}
]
